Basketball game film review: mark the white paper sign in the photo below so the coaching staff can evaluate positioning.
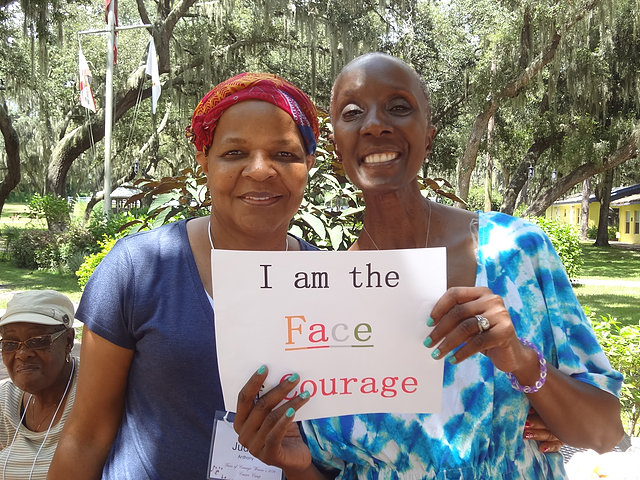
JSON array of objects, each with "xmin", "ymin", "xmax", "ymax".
[{"xmin": 212, "ymin": 248, "xmax": 446, "ymax": 421}]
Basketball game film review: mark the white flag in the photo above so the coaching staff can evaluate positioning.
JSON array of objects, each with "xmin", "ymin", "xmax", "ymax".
[
  {"xmin": 145, "ymin": 38, "xmax": 161, "ymax": 114},
  {"xmin": 78, "ymin": 49, "xmax": 97, "ymax": 113}
]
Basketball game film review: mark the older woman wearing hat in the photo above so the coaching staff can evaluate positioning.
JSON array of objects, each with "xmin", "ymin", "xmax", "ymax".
[
  {"xmin": 48, "ymin": 72, "xmax": 319, "ymax": 479},
  {"xmin": 0, "ymin": 290, "xmax": 77, "ymax": 480}
]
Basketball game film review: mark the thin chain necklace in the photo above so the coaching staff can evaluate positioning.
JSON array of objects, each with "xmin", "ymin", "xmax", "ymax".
[
  {"xmin": 29, "ymin": 396, "xmax": 59, "ymax": 431},
  {"xmin": 2, "ymin": 357, "xmax": 75, "ymax": 480},
  {"xmin": 362, "ymin": 199, "xmax": 432, "ymax": 250},
  {"xmin": 207, "ymin": 218, "xmax": 289, "ymax": 251}
]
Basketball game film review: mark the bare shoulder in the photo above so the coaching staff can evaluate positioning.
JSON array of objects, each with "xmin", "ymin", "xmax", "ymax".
[
  {"xmin": 429, "ymin": 202, "xmax": 477, "ymax": 247},
  {"xmin": 429, "ymin": 202, "xmax": 478, "ymax": 288}
]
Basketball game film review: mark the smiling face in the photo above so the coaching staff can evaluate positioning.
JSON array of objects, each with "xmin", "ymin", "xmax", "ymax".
[
  {"xmin": 1, "ymin": 322, "xmax": 73, "ymax": 395},
  {"xmin": 331, "ymin": 54, "xmax": 436, "ymax": 194},
  {"xmin": 197, "ymin": 100, "xmax": 315, "ymax": 241}
]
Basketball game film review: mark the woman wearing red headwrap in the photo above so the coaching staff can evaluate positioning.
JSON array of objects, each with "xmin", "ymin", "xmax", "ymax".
[{"xmin": 48, "ymin": 73, "xmax": 319, "ymax": 480}]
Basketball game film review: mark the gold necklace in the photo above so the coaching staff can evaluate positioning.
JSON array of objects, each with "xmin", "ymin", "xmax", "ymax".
[{"xmin": 362, "ymin": 199, "xmax": 432, "ymax": 250}]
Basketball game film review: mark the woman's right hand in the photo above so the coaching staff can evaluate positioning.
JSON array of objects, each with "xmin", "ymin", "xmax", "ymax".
[{"xmin": 234, "ymin": 366, "xmax": 313, "ymax": 476}]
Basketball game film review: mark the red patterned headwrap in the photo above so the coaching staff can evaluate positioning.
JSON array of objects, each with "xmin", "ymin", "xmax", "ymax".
[{"xmin": 186, "ymin": 72, "xmax": 319, "ymax": 155}]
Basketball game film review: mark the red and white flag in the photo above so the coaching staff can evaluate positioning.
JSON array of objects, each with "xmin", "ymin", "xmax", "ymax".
[
  {"xmin": 145, "ymin": 37, "xmax": 161, "ymax": 114},
  {"xmin": 78, "ymin": 49, "xmax": 97, "ymax": 113}
]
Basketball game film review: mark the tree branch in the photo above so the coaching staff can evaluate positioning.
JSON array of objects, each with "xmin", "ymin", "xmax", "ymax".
[{"xmin": 524, "ymin": 125, "xmax": 639, "ymax": 216}]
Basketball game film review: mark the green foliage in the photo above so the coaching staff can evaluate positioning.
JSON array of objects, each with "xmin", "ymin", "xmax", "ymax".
[
  {"xmin": 586, "ymin": 224, "xmax": 617, "ymax": 241},
  {"xmin": 76, "ymin": 236, "xmax": 118, "ymax": 289},
  {"xmin": 27, "ymin": 194, "xmax": 70, "ymax": 232},
  {"xmin": 529, "ymin": 217, "xmax": 583, "ymax": 279},
  {"xmin": 87, "ymin": 210, "xmax": 140, "ymax": 253},
  {"xmin": 5, "ymin": 229, "xmax": 57, "ymax": 270},
  {"xmin": 465, "ymin": 186, "xmax": 503, "ymax": 212},
  {"xmin": 591, "ymin": 313, "xmax": 640, "ymax": 436}
]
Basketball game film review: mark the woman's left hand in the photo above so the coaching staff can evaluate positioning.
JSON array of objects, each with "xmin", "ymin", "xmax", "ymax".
[
  {"xmin": 525, "ymin": 408, "xmax": 564, "ymax": 453},
  {"xmin": 425, "ymin": 286, "xmax": 529, "ymax": 373}
]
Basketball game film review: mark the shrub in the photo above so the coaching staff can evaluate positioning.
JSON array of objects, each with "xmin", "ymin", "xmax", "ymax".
[
  {"xmin": 28, "ymin": 193, "xmax": 70, "ymax": 233},
  {"xmin": 87, "ymin": 210, "xmax": 138, "ymax": 253},
  {"xmin": 586, "ymin": 224, "xmax": 617, "ymax": 240},
  {"xmin": 465, "ymin": 186, "xmax": 503, "ymax": 212},
  {"xmin": 76, "ymin": 236, "xmax": 118, "ymax": 288},
  {"xmin": 591, "ymin": 313, "xmax": 640, "ymax": 436},
  {"xmin": 6, "ymin": 229, "xmax": 58, "ymax": 269},
  {"xmin": 529, "ymin": 217, "xmax": 583, "ymax": 279}
]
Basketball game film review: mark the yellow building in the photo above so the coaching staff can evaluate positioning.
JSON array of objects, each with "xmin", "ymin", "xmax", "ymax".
[
  {"xmin": 612, "ymin": 193, "xmax": 640, "ymax": 244},
  {"xmin": 545, "ymin": 194, "xmax": 600, "ymax": 228},
  {"xmin": 546, "ymin": 183, "xmax": 640, "ymax": 244}
]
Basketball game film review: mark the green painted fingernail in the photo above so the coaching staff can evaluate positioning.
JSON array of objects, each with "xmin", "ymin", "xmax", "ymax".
[
  {"xmin": 448, "ymin": 356, "xmax": 457, "ymax": 364},
  {"xmin": 431, "ymin": 348, "xmax": 441, "ymax": 359},
  {"xmin": 285, "ymin": 407, "xmax": 295, "ymax": 418},
  {"xmin": 287, "ymin": 373, "xmax": 299, "ymax": 382},
  {"xmin": 426, "ymin": 317, "xmax": 434, "ymax": 327},
  {"xmin": 256, "ymin": 365, "xmax": 266, "ymax": 375},
  {"xmin": 299, "ymin": 390, "xmax": 311, "ymax": 399},
  {"xmin": 423, "ymin": 337, "xmax": 432, "ymax": 347}
]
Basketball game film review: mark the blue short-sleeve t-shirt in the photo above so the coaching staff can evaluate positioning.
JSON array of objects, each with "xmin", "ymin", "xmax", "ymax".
[{"xmin": 76, "ymin": 219, "xmax": 316, "ymax": 479}]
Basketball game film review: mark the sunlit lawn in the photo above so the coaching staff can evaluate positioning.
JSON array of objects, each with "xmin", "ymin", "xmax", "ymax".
[
  {"xmin": 0, "ymin": 202, "xmax": 46, "ymax": 229},
  {"xmin": 579, "ymin": 243, "xmax": 640, "ymax": 280},
  {"xmin": 573, "ymin": 284, "xmax": 640, "ymax": 327},
  {"xmin": 0, "ymin": 261, "xmax": 82, "ymax": 309}
]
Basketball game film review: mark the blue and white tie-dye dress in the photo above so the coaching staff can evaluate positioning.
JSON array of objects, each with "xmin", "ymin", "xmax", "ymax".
[{"xmin": 301, "ymin": 212, "xmax": 623, "ymax": 480}]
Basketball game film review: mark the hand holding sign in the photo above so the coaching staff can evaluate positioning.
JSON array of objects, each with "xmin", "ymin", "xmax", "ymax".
[{"xmin": 234, "ymin": 367, "xmax": 314, "ymax": 478}]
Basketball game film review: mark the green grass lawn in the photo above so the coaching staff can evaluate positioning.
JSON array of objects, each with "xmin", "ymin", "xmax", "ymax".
[
  {"xmin": 573, "ymin": 242, "xmax": 640, "ymax": 326},
  {"xmin": 0, "ymin": 261, "xmax": 82, "ymax": 309},
  {"xmin": 579, "ymin": 243, "xmax": 640, "ymax": 280},
  {"xmin": 573, "ymin": 284, "xmax": 639, "ymax": 325},
  {"xmin": 0, "ymin": 202, "xmax": 46, "ymax": 229}
]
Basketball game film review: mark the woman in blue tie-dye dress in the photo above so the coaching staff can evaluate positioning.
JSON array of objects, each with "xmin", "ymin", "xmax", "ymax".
[{"xmin": 233, "ymin": 53, "xmax": 624, "ymax": 479}]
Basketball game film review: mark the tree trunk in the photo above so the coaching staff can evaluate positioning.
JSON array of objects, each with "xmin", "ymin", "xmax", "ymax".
[
  {"xmin": 500, "ymin": 131, "xmax": 564, "ymax": 215},
  {"xmin": 0, "ymin": 101, "xmax": 20, "ymax": 216},
  {"xmin": 524, "ymin": 126, "xmax": 639, "ymax": 216},
  {"xmin": 595, "ymin": 168, "xmax": 614, "ymax": 246},
  {"xmin": 456, "ymin": 1, "xmax": 599, "ymax": 207},
  {"xmin": 580, "ymin": 178, "xmax": 590, "ymax": 240}
]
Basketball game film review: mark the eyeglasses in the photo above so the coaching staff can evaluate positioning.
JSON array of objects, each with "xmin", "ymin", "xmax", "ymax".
[{"xmin": 0, "ymin": 329, "xmax": 67, "ymax": 353}]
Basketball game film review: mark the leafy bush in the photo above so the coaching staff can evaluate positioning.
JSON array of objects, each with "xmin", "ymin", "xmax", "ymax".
[
  {"xmin": 591, "ymin": 313, "xmax": 640, "ymax": 436},
  {"xmin": 465, "ymin": 185, "xmax": 503, "ymax": 212},
  {"xmin": 76, "ymin": 236, "xmax": 118, "ymax": 288},
  {"xmin": 0, "ymin": 226, "xmax": 21, "ymax": 260},
  {"xmin": 28, "ymin": 193, "xmax": 70, "ymax": 233},
  {"xmin": 529, "ymin": 217, "xmax": 583, "ymax": 279},
  {"xmin": 586, "ymin": 224, "xmax": 617, "ymax": 240},
  {"xmin": 6, "ymin": 229, "xmax": 58, "ymax": 269},
  {"xmin": 87, "ymin": 210, "xmax": 139, "ymax": 253}
]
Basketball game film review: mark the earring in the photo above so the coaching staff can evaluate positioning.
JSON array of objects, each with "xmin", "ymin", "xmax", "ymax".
[{"xmin": 66, "ymin": 353, "xmax": 71, "ymax": 363}]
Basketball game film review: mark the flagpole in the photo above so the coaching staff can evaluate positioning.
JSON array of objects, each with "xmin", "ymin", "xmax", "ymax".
[
  {"xmin": 77, "ymin": 5, "xmax": 151, "ymax": 216},
  {"xmin": 103, "ymin": 0, "xmax": 115, "ymax": 215}
]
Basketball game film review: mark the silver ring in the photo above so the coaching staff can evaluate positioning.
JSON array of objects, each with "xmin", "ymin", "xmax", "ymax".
[{"xmin": 475, "ymin": 314, "xmax": 490, "ymax": 333}]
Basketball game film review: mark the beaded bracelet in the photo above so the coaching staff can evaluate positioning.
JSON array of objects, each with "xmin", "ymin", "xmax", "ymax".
[{"xmin": 505, "ymin": 338, "xmax": 547, "ymax": 394}]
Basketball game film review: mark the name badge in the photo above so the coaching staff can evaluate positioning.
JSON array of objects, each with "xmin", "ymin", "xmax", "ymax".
[{"xmin": 208, "ymin": 411, "xmax": 284, "ymax": 480}]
